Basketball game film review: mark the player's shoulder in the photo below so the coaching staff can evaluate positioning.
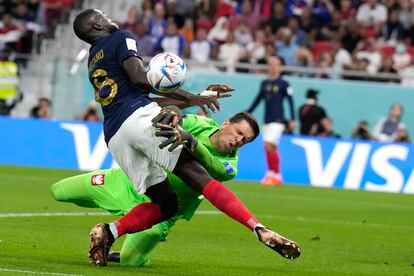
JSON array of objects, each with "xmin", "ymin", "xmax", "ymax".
[
  {"xmin": 111, "ymin": 29, "xmax": 136, "ymax": 42},
  {"xmin": 184, "ymin": 114, "xmax": 219, "ymax": 127}
]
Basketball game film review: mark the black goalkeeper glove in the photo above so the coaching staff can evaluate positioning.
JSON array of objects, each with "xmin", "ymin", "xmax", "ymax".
[
  {"xmin": 155, "ymin": 124, "xmax": 198, "ymax": 152},
  {"xmin": 151, "ymin": 105, "xmax": 182, "ymax": 127}
]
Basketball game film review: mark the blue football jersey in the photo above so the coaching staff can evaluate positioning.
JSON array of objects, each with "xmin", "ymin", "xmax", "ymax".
[
  {"xmin": 247, "ymin": 77, "xmax": 295, "ymax": 124},
  {"xmin": 88, "ymin": 30, "xmax": 152, "ymax": 144}
]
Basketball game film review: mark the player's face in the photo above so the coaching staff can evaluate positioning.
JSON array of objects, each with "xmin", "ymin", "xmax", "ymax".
[
  {"xmin": 268, "ymin": 57, "xmax": 282, "ymax": 75},
  {"xmin": 94, "ymin": 9, "xmax": 119, "ymax": 33},
  {"xmin": 216, "ymin": 120, "xmax": 255, "ymax": 152}
]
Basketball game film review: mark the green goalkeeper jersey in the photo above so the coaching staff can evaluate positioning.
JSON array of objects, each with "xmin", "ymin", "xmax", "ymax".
[{"xmin": 166, "ymin": 114, "xmax": 238, "ymax": 220}]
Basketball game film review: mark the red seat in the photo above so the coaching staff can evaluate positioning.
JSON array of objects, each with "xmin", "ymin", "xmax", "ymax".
[{"xmin": 311, "ymin": 41, "xmax": 335, "ymax": 63}]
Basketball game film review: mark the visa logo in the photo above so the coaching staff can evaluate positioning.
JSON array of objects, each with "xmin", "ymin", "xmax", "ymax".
[{"xmin": 283, "ymin": 137, "xmax": 414, "ymax": 194}]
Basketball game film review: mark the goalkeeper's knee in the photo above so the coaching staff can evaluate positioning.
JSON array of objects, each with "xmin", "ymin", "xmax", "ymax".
[{"xmin": 50, "ymin": 181, "xmax": 66, "ymax": 202}]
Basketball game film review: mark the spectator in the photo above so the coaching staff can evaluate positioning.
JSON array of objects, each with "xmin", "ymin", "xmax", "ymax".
[
  {"xmin": 30, "ymin": 97, "xmax": 51, "ymax": 119},
  {"xmin": 245, "ymin": 29, "xmax": 266, "ymax": 64},
  {"xmin": 121, "ymin": 5, "xmax": 139, "ymax": 33},
  {"xmin": 266, "ymin": 1, "xmax": 288, "ymax": 34},
  {"xmin": 247, "ymin": 56, "xmax": 296, "ymax": 186},
  {"xmin": 233, "ymin": 23, "xmax": 253, "ymax": 47},
  {"xmin": 81, "ymin": 102, "xmax": 100, "ymax": 122},
  {"xmin": 275, "ymin": 27, "xmax": 300, "ymax": 67},
  {"xmin": 231, "ymin": 0, "xmax": 261, "ymax": 33},
  {"xmin": 356, "ymin": 0, "xmax": 388, "ymax": 31},
  {"xmin": 311, "ymin": 0, "xmax": 334, "ymax": 26},
  {"xmin": 298, "ymin": 89, "xmax": 327, "ymax": 135},
  {"xmin": 0, "ymin": 93, "xmax": 23, "ymax": 115},
  {"xmin": 141, "ymin": 0, "xmax": 154, "ymax": 24},
  {"xmin": 398, "ymin": 0, "xmax": 414, "ymax": 30},
  {"xmin": 148, "ymin": 2, "xmax": 168, "ymax": 44},
  {"xmin": 179, "ymin": 18, "xmax": 194, "ymax": 43},
  {"xmin": 382, "ymin": 10, "xmax": 405, "ymax": 43},
  {"xmin": 394, "ymin": 128, "xmax": 411, "ymax": 143},
  {"xmin": 154, "ymin": 20, "xmax": 186, "ymax": 56},
  {"xmin": 165, "ymin": 0, "xmax": 184, "ymax": 28},
  {"xmin": 0, "ymin": 13, "xmax": 24, "ymax": 56},
  {"xmin": 373, "ymin": 103, "xmax": 406, "ymax": 142},
  {"xmin": 133, "ymin": 22, "xmax": 154, "ymax": 57},
  {"xmin": 392, "ymin": 40, "xmax": 411, "ymax": 70},
  {"xmin": 377, "ymin": 56, "xmax": 399, "ymax": 83},
  {"xmin": 190, "ymin": 27, "xmax": 211, "ymax": 63},
  {"xmin": 354, "ymin": 38, "xmax": 382, "ymax": 75},
  {"xmin": 331, "ymin": 40, "xmax": 352, "ymax": 78},
  {"xmin": 339, "ymin": 0, "xmax": 356, "ymax": 25},
  {"xmin": 341, "ymin": 22, "xmax": 362, "ymax": 54},
  {"xmin": 294, "ymin": 47, "xmax": 314, "ymax": 76},
  {"xmin": 207, "ymin": 16, "xmax": 230, "ymax": 45},
  {"xmin": 352, "ymin": 120, "xmax": 373, "ymax": 140},
  {"xmin": 317, "ymin": 117, "xmax": 341, "ymax": 138},
  {"xmin": 287, "ymin": 17, "xmax": 307, "ymax": 47},
  {"xmin": 217, "ymin": 31, "xmax": 244, "ymax": 72}
]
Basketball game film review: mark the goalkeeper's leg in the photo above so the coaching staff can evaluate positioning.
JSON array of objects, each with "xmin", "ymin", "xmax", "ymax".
[
  {"xmin": 109, "ymin": 219, "xmax": 176, "ymax": 266},
  {"xmin": 51, "ymin": 173, "xmax": 99, "ymax": 208}
]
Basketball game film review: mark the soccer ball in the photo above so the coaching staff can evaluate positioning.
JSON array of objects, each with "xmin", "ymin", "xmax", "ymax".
[{"xmin": 146, "ymin": 52, "xmax": 187, "ymax": 93}]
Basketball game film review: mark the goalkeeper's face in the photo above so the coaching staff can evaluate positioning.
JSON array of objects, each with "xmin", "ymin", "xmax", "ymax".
[{"xmin": 215, "ymin": 120, "xmax": 255, "ymax": 152}]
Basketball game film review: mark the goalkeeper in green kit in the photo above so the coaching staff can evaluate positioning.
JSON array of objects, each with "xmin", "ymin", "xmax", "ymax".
[{"xmin": 51, "ymin": 87, "xmax": 262, "ymax": 266}]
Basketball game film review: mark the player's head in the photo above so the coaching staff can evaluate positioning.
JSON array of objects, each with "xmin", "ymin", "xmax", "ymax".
[
  {"xmin": 267, "ymin": 56, "xmax": 283, "ymax": 77},
  {"xmin": 389, "ymin": 103, "xmax": 403, "ymax": 120},
  {"xmin": 73, "ymin": 9, "xmax": 119, "ymax": 44},
  {"xmin": 212, "ymin": 112, "xmax": 260, "ymax": 152}
]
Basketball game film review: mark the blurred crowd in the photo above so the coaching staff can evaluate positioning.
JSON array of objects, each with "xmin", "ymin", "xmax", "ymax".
[
  {"xmin": 113, "ymin": 0, "xmax": 414, "ymax": 83},
  {"xmin": 0, "ymin": 0, "xmax": 76, "ymax": 62}
]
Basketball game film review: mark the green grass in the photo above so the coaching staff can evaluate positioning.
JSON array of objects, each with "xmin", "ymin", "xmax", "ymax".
[{"xmin": 0, "ymin": 165, "xmax": 413, "ymax": 275}]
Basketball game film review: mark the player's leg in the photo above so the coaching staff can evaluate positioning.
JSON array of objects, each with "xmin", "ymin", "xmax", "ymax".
[
  {"xmin": 51, "ymin": 172, "xmax": 100, "ymax": 208},
  {"xmin": 172, "ymin": 149, "xmax": 300, "ymax": 260},
  {"xmin": 261, "ymin": 123, "xmax": 284, "ymax": 186}
]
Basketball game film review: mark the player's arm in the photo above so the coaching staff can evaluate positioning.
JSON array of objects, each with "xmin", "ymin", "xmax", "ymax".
[
  {"xmin": 122, "ymin": 57, "xmax": 219, "ymax": 114},
  {"xmin": 246, "ymin": 81, "xmax": 264, "ymax": 113},
  {"xmin": 151, "ymin": 84, "xmax": 235, "ymax": 109},
  {"xmin": 193, "ymin": 142, "xmax": 238, "ymax": 181}
]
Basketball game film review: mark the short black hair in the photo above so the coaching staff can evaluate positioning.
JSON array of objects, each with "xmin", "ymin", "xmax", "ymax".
[
  {"xmin": 73, "ymin": 9, "xmax": 97, "ymax": 42},
  {"xmin": 228, "ymin": 112, "xmax": 260, "ymax": 141}
]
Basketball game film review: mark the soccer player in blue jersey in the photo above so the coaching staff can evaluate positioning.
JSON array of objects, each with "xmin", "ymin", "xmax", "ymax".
[
  {"xmin": 247, "ymin": 56, "xmax": 296, "ymax": 186},
  {"xmin": 73, "ymin": 9, "xmax": 300, "ymax": 266}
]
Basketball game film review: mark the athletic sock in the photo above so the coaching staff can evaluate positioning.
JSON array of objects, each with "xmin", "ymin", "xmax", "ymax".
[
  {"xmin": 202, "ymin": 180, "xmax": 259, "ymax": 231},
  {"xmin": 112, "ymin": 202, "xmax": 163, "ymax": 238},
  {"xmin": 265, "ymin": 149, "xmax": 280, "ymax": 173}
]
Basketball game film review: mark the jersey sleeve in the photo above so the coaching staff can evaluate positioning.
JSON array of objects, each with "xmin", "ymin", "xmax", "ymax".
[
  {"xmin": 115, "ymin": 31, "xmax": 141, "ymax": 65},
  {"xmin": 285, "ymin": 81, "xmax": 296, "ymax": 120},
  {"xmin": 193, "ymin": 142, "xmax": 238, "ymax": 181}
]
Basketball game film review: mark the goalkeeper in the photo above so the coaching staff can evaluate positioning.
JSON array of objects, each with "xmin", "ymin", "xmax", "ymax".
[{"xmin": 51, "ymin": 106, "xmax": 260, "ymax": 267}]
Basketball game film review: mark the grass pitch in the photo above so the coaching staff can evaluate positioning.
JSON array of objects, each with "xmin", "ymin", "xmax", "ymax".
[{"xmin": 0, "ymin": 165, "xmax": 413, "ymax": 275}]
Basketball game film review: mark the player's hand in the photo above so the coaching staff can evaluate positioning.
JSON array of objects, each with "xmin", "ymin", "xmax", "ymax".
[
  {"xmin": 288, "ymin": 120, "xmax": 296, "ymax": 131},
  {"xmin": 190, "ymin": 95, "xmax": 220, "ymax": 115},
  {"xmin": 200, "ymin": 84, "xmax": 235, "ymax": 99},
  {"xmin": 155, "ymin": 124, "xmax": 198, "ymax": 152},
  {"xmin": 151, "ymin": 105, "xmax": 182, "ymax": 128}
]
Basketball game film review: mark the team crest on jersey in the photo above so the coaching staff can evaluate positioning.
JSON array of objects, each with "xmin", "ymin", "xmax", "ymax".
[
  {"xmin": 266, "ymin": 84, "xmax": 279, "ymax": 93},
  {"xmin": 223, "ymin": 162, "xmax": 234, "ymax": 174},
  {"xmin": 91, "ymin": 174, "xmax": 105, "ymax": 186}
]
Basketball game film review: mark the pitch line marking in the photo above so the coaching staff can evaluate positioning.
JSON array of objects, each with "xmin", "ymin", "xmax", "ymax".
[
  {"xmin": 0, "ymin": 211, "xmax": 413, "ymax": 230},
  {"xmin": 0, "ymin": 268, "xmax": 81, "ymax": 276}
]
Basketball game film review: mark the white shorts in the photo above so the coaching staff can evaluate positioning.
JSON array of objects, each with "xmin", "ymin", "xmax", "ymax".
[
  {"xmin": 108, "ymin": 102, "xmax": 182, "ymax": 194},
  {"xmin": 262, "ymin": 122, "xmax": 285, "ymax": 144}
]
